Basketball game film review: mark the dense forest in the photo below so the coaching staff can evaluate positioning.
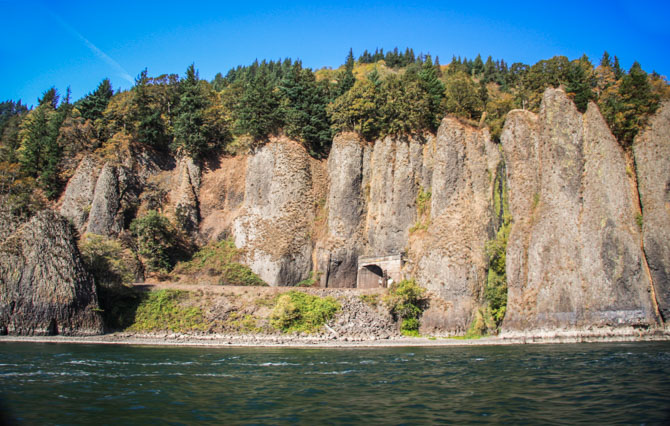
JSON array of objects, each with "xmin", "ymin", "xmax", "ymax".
[{"xmin": 1, "ymin": 48, "xmax": 669, "ymax": 226}]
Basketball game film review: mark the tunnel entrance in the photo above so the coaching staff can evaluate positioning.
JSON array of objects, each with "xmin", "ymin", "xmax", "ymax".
[
  {"xmin": 356, "ymin": 254, "xmax": 403, "ymax": 289},
  {"xmin": 357, "ymin": 264, "xmax": 385, "ymax": 289}
]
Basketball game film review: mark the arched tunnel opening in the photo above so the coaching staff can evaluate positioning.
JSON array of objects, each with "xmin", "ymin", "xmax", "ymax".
[{"xmin": 357, "ymin": 264, "xmax": 385, "ymax": 289}]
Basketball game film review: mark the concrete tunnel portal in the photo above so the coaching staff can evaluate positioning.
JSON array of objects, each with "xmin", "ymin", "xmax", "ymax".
[{"xmin": 356, "ymin": 254, "xmax": 403, "ymax": 289}]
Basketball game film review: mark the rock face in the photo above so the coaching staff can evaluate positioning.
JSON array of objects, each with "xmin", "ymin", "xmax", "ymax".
[
  {"xmin": 501, "ymin": 88, "xmax": 658, "ymax": 332},
  {"xmin": 59, "ymin": 149, "xmax": 173, "ymax": 237},
  {"xmin": 59, "ymin": 156, "xmax": 99, "ymax": 232},
  {"xmin": 171, "ymin": 156, "xmax": 201, "ymax": 234},
  {"xmin": 316, "ymin": 133, "xmax": 367, "ymax": 288},
  {"xmin": 87, "ymin": 162, "xmax": 124, "ymax": 236},
  {"xmin": 316, "ymin": 123, "xmax": 501, "ymax": 333},
  {"xmin": 409, "ymin": 119, "xmax": 501, "ymax": 333},
  {"xmin": 634, "ymin": 102, "xmax": 670, "ymax": 321},
  {"xmin": 233, "ymin": 139, "xmax": 326, "ymax": 286},
  {"xmin": 0, "ymin": 210, "xmax": 103, "ymax": 335}
]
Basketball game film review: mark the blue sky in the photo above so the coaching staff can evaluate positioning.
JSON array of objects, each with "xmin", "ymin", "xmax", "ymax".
[{"xmin": 1, "ymin": 0, "xmax": 669, "ymax": 106}]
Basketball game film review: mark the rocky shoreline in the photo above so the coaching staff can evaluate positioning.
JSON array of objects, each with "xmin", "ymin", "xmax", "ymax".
[{"xmin": 2, "ymin": 326, "xmax": 669, "ymax": 348}]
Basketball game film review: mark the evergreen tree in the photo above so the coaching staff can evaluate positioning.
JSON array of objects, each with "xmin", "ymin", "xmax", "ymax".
[
  {"xmin": 337, "ymin": 48, "xmax": 356, "ymax": 96},
  {"xmin": 132, "ymin": 69, "xmax": 168, "ymax": 149},
  {"xmin": 566, "ymin": 60, "xmax": 594, "ymax": 112},
  {"xmin": 279, "ymin": 63, "xmax": 332, "ymax": 156},
  {"xmin": 473, "ymin": 54, "xmax": 485, "ymax": 75},
  {"xmin": 483, "ymin": 56, "xmax": 496, "ymax": 83},
  {"xmin": 38, "ymin": 87, "xmax": 59, "ymax": 109},
  {"xmin": 236, "ymin": 70, "xmax": 283, "ymax": 141},
  {"xmin": 613, "ymin": 56, "xmax": 624, "ymax": 80},
  {"xmin": 77, "ymin": 78, "xmax": 114, "ymax": 122},
  {"xmin": 617, "ymin": 62, "xmax": 659, "ymax": 145},
  {"xmin": 418, "ymin": 55, "xmax": 446, "ymax": 131},
  {"xmin": 18, "ymin": 94, "xmax": 63, "ymax": 198},
  {"xmin": 600, "ymin": 51, "xmax": 612, "ymax": 68},
  {"xmin": 173, "ymin": 64, "xmax": 210, "ymax": 159}
]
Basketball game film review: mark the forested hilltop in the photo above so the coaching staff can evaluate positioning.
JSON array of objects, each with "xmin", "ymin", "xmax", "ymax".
[
  {"xmin": 2, "ymin": 49, "xmax": 669, "ymax": 220},
  {"xmin": 1, "ymin": 48, "xmax": 670, "ymax": 337}
]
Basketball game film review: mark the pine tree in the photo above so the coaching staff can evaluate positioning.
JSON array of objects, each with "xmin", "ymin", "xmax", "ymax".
[
  {"xmin": 132, "ymin": 69, "xmax": 168, "ymax": 149},
  {"xmin": 38, "ymin": 87, "xmax": 59, "ymax": 109},
  {"xmin": 613, "ymin": 56, "xmax": 624, "ymax": 80},
  {"xmin": 77, "ymin": 78, "xmax": 114, "ymax": 122},
  {"xmin": 337, "ymin": 49, "xmax": 356, "ymax": 96},
  {"xmin": 173, "ymin": 64, "xmax": 210, "ymax": 159},
  {"xmin": 18, "ymin": 95, "xmax": 64, "ymax": 198},
  {"xmin": 236, "ymin": 70, "xmax": 283, "ymax": 141},
  {"xmin": 566, "ymin": 60, "xmax": 594, "ymax": 113},
  {"xmin": 617, "ymin": 62, "xmax": 659, "ymax": 145},
  {"xmin": 600, "ymin": 51, "xmax": 612, "ymax": 68},
  {"xmin": 473, "ymin": 54, "xmax": 485, "ymax": 76},
  {"xmin": 418, "ymin": 55, "xmax": 446, "ymax": 131}
]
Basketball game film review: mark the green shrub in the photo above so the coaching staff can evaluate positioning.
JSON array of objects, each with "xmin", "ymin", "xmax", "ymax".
[
  {"xmin": 635, "ymin": 213, "xmax": 643, "ymax": 230},
  {"xmin": 270, "ymin": 291, "xmax": 340, "ymax": 334},
  {"xmin": 400, "ymin": 317, "xmax": 420, "ymax": 336},
  {"xmin": 128, "ymin": 290, "xmax": 206, "ymax": 333},
  {"xmin": 296, "ymin": 271, "xmax": 319, "ymax": 287},
  {"xmin": 130, "ymin": 210, "xmax": 177, "ymax": 272},
  {"xmin": 410, "ymin": 186, "xmax": 431, "ymax": 233},
  {"xmin": 484, "ymin": 167, "xmax": 510, "ymax": 332},
  {"xmin": 80, "ymin": 233, "xmax": 135, "ymax": 286},
  {"xmin": 359, "ymin": 293, "xmax": 380, "ymax": 307},
  {"xmin": 384, "ymin": 279, "xmax": 427, "ymax": 336},
  {"xmin": 173, "ymin": 239, "xmax": 267, "ymax": 286}
]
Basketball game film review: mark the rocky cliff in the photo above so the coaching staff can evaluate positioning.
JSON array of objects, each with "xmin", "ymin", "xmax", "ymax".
[
  {"xmin": 501, "ymin": 89, "xmax": 660, "ymax": 333},
  {"xmin": 0, "ymin": 210, "xmax": 103, "ymax": 335},
  {"xmin": 232, "ymin": 138, "xmax": 327, "ymax": 286},
  {"xmin": 633, "ymin": 102, "xmax": 670, "ymax": 321},
  {"xmin": 313, "ymin": 121, "xmax": 501, "ymax": 333},
  {"xmin": 8, "ymin": 88, "xmax": 668, "ymax": 337}
]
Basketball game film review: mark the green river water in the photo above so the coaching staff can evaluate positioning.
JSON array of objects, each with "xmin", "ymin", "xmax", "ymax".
[{"xmin": 1, "ymin": 341, "xmax": 669, "ymax": 424}]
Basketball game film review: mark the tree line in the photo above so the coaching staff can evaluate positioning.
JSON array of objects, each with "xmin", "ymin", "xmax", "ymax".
[{"xmin": 1, "ymin": 48, "xmax": 668, "ymax": 221}]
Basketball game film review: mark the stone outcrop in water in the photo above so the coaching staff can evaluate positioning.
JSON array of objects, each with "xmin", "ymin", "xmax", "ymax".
[
  {"xmin": 501, "ymin": 89, "xmax": 659, "ymax": 332},
  {"xmin": 0, "ymin": 210, "xmax": 103, "ymax": 335}
]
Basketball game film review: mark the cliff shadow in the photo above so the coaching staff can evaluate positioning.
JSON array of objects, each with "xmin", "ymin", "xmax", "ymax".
[{"xmin": 97, "ymin": 284, "xmax": 145, "ymax": 332}]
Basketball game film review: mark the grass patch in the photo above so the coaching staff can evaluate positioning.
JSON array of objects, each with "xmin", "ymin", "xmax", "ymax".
[
  {"xmin": 410, "ymin": 186, "xmax": 431, "ymax": 233},
  {"xmin": 531, "ymin": 192, "xmax": 540, "ymax": 211},
  {"xmin": 635, "ymin": 213, "xmax": 643, "ymax": 230},
  {"xmin": 383, "ymin": 279, "xmax": 427, "ymax": 336},
  {"xmin": 359, "ymin": 293, "xmax": 380, "ymax": 307},
  {"xmin": 296, "ymin": 271, "xmax": 320, "ymax": 287},
  {"xmin": 226, "ymin": 312, "xmax": 262, "ymax": 333},
  {"xmin": 173, "ymin": 239, "xmax": 267, "ymax": 286},
  {"xmin": 270, "ymin": 291, "xmax": 340, "ymax": 334},
  {"xmin": 128, "ymin": 290, "xmax": 207, "ymax": 333}
]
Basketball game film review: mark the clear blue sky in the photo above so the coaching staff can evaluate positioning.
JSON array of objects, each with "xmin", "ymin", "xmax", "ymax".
[{"xmin": 2, "ymin": 0, "xmax": 669, "ymax": 107}]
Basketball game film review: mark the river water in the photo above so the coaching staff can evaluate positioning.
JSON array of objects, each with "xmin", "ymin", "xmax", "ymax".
[{"xmin": 1, "ymin": 341, "xmax": 670, "ymax": 424}]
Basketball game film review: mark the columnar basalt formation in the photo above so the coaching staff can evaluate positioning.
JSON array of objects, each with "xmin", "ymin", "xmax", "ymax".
[
  {"xmin": 233, "ymin": 138, "xmax": 326, "ymax": 286},
  {"xmin": 501, "ymin": 88, "xmax": 659, "ymax": 332},
  {"xmin": 0, "ymin": 210, "xmax": 103, "ymax": 335},
  {"xmin": 408, "ymin": 118, "xmax": 501, "ymax": 333},
  {"xmin": 315, "ymin": 122, "xmax": 500, "ymax": 332},
  {"xmin": 633, "ymin": 102, "xmax": 670, "ymax": 322}
]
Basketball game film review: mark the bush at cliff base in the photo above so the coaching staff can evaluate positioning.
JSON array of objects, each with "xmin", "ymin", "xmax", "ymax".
[
  {"xmin": 384, "ymin": 279, "xmax": 426, "ymax": 336},
  {"xmin": 270, "ymin": 291, "xmax": 340, "ymax": 334}
]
